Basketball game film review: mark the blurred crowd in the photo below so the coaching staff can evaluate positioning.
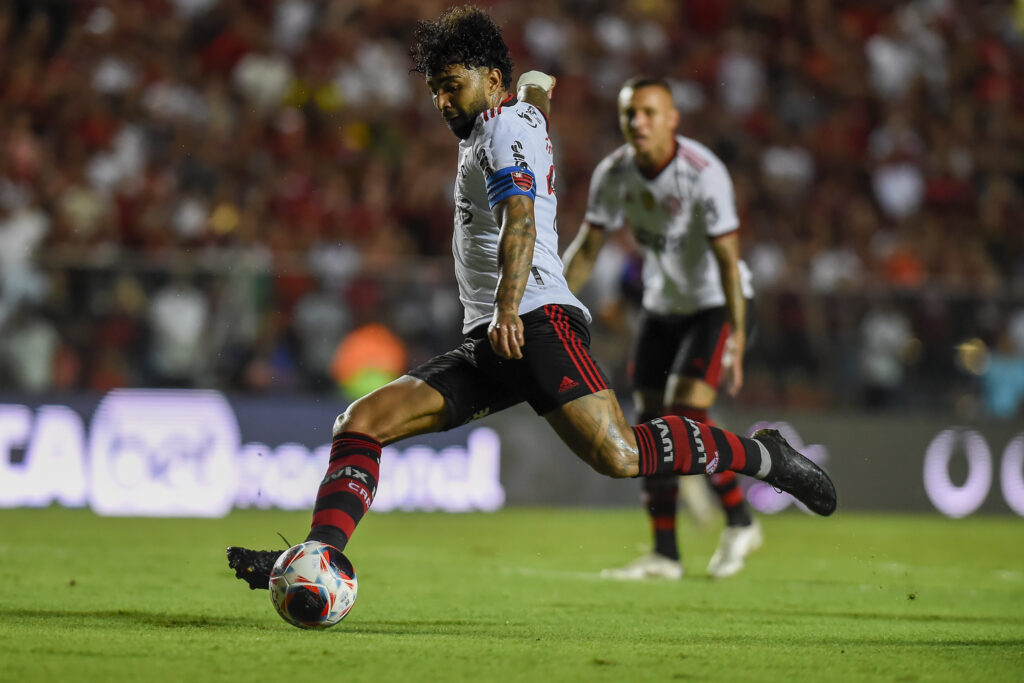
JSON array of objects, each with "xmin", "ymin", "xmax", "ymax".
[{"xmin": 1, "ymin": 0, "xmax": 1022, "ymax": 418}]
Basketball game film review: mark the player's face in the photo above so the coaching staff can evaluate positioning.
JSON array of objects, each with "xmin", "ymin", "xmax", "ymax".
[
  {"xmin": 618, "ymin": 85, "xmax": 680, "ymax": 162},
  {"xmin": 427, "ymin": 65, "xmax": 501, "ymax": 140}
]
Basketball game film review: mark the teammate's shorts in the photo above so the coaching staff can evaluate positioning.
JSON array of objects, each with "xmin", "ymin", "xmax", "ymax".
[
  {"xmin": 408, "ymin": 304, "xmax": 610, "ymax": 430},
  {"xmin": 633, "ymin": 300, "xmax": 755, "ymax": 391}
]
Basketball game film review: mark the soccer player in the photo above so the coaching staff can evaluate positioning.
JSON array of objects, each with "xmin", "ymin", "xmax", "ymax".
[
  {"xmin": 563, "ymin": 76, "xmax": 761, "ymax": 580},
  {"xmin": 227, "ymin": 5, "xmax": 835, "ymax": 591}
]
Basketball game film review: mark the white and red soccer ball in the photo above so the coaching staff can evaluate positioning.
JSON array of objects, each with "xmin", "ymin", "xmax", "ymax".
[{"xmin": 269, "ymin": 541, "xmax": 358, "ymax": 629}]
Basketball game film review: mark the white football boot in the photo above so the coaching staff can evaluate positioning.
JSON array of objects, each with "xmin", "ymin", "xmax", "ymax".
[
  {"xmin": 600, "ymin": 553, "xmax": 683, "ymax": 580},
  {"xmin": 706, "ymin": 519, "xmax": 763, "ymax": 579}
]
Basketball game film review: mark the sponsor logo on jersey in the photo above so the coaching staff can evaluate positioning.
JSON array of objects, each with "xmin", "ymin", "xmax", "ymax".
[
  {"xmin": 511, "ymin": 140, "xmax": 528, "ymax": 169},
  {"xmin": 705, "ymin": 453, "xmax": 719, "ymax": 474},
  {"xmin": 517, "ymin": 109, "xmax": 539, "ymax": 128},
  {"xmin": 475, "ymin": 147, "xmax": 494, "ymax": 176}
]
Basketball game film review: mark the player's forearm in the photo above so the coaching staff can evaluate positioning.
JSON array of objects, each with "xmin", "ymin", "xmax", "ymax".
[
  {"xmin": 562, "ymin": 237, "xmax": 594, "ymax": 294},
  {"xmin": 495, "ymin": 199, "xmax": 537, "ymax": 313},
  {"xmin": 562, "ymin": 223, "xmax": 605, "ymax": 294},
  {"xmin": 720, "ymin": 263, "xmax": 746, "ymax": 339}
]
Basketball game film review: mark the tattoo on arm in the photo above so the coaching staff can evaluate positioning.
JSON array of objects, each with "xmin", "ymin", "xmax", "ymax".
[{"xmin": 494, "ymin": 195, "xmax": 537, "ymax": 313}]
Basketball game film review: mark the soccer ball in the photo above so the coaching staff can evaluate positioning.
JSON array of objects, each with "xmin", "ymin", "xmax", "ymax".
[{"xmin": 269, "ymin": 541, "xmax": 358, "ymax": 629}]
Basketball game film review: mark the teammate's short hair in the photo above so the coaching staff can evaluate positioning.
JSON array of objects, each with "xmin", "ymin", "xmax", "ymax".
[
  {"xmin": 409, "ymin": 5, "xmax": 514, "ymax": 89},
  {"xmin": 621, "ymin": 75, "xmax": 673, "ymax": 96}
]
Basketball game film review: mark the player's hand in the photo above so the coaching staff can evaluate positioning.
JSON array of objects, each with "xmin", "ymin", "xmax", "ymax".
[
  {"xmin": 722, "ymin": 332, "xmax": 745, "ymax": 397},
  {"xmin": 488, "ymin": 310, "xmax": 525, "ymax": 359}
]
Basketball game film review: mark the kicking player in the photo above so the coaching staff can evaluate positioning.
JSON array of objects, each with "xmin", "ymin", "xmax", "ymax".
[
  {"xmin": 227, "ymin": 6, "xmax": 835, "ymax": 591},
  {"xmin": 564, "ymin": 76, "xmax": 761, "ymax": 580}
]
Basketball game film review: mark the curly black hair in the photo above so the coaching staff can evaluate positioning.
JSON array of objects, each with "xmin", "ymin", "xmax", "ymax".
[{"xmin": 409, "ymin": 5, "xmax": 514, "ymax": 89}]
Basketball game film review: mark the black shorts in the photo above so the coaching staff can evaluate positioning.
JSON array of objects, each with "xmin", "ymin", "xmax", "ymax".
[
  {"xmin": 409, "ymin": 304, "xmax": 610, "ymax": 430},
  {"xmin": 633, "ymin": 301, "xmax": 755, "ymax": 391}
]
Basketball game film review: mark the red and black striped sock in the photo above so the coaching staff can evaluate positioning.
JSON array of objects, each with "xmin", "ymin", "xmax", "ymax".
[
  {"xmin": 708, "ymin": 471, "xmax": 752, "ymax": 526},
  {"xmin": 643, "ymin": 474, "xmax": 680, "ymax": 560},
  {"xmin": 669, "ymin": 406, "xmax": 753, "ymax": 527},
  {"xmin": 305, "ymin": 431, "xmax": 381, "ymax": 552},
  {"xmin": 632, "ymin": 415, "xmax": 770, "ymax": 479}
]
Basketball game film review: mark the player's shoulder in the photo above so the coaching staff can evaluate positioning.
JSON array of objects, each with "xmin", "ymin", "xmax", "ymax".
[
  {"xmin": 593, "ymin": 143, "xmax": 634, "ymax": 178},
  {"xmin": 474, "ymin": 97, "xmax": 546, "ymax": 142},
  {"xmin": 675, "ymin": 135, "xmax": 726, "ymax": 175}
]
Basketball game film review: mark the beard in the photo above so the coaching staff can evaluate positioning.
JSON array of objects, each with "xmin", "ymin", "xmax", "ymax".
[
  {"xmin": 445, "ymin": 113, "xmax": 476, "ymax": 140},
  {"xmin": 444, "ymin": 91, "xmax": 490, "ymax": 140}
]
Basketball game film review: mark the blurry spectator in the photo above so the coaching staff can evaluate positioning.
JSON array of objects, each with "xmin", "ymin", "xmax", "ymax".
[
  {"xmin": 717, "ymin": 29, "xmax": 765, "ymax": 117},
  {"xmin": 8, "ymin": 0, "xmax": 71, "ymax": 59},
  {"xmin": 865, "ymin": 13, "xmax": 920, "ymax": 102},
  {"xmin": 859, "ymin": 298, "xmax": 914, "ymax": 409},
  {"xmin": 0, "ymin": 201, "xmax": 50, "ymax": 326},
  {"xmin": 293, "ymin": 280, "xmax": 351, "ymax": 390},
  {"xmin": 0, "ymin": 306, "xmax": 59, "ymax": 393},
  {"xmin": 958, "ymin": 330, "xmax": 1024, "ymax": 420},
  {"xmin": 146, "ymin": 267, "xmax": 209, "ymax": 386}
]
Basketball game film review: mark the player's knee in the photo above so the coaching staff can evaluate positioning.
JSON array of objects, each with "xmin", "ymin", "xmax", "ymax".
[
  {"xmin": 332, "ymin": 399, "xmax": 381, "ymax": 440},
  {"xmin": 591, "ymin": 447, "xmax": 636, "ymax": 479}
]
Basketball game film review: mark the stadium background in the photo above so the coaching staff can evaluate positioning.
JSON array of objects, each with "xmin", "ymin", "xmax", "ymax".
[{"xmin": 1, "ymin": 0, "xmax": 1023, "ymax": 517}]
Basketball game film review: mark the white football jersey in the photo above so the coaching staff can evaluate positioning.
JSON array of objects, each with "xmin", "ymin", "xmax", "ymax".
[
  {"xmin": 584, "ymin": 135, "xmax": 754, "ymax": 315},
  {"xmin": 453, "ymin": 95, "xmax": 589, "ymax": 332}
]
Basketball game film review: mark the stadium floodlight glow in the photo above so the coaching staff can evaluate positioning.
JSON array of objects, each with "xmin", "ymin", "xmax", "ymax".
[
  {"xmin": 999, "ymin": 435, "xmax": 1024, "ymax": 517},
  {"xmin": 923, "ymin": 429, "xmax": 992, "ymax": 519}
]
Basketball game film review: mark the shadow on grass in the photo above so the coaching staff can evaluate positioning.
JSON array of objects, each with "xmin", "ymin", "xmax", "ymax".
[
  {"xmin": 5, "ymin": 607, "xmax": 1023, "ymax": 650},
  {"xmin": 0, "ymin": 607, "xmax": 262, "ymax": 630}
]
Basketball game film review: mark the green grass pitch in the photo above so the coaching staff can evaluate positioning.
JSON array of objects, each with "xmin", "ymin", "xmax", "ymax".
[{"xmin": 1, "ymin": 508, "xmax": 1022, "ymax": 682}]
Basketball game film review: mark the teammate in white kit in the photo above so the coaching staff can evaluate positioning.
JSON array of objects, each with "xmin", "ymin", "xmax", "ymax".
[
  {"xmin": 564, "ymin": 76, "xmax": 762, "ymax": 579},
  {"xmin": 227, "ymin": 7, "xmax": 835, "ymax": 593}
]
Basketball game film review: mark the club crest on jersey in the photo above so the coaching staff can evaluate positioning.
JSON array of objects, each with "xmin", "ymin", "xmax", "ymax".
[{"xmin": 511, "ymin": 171, "xmax": 534, "ymax": 192}]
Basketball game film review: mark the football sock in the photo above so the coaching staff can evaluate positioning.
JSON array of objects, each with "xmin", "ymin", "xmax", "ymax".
[
  {"xmin": 632, "ymin": 415, "xmax": 770, "ymax": 478},
  {"xmin": 643, "ymin": 474, "xmax": 680, "ymax": 560},
  {"xmin": 669, "ymin": 405, "xmax": 754, "ymax": 528},
  {"xmin": 306, "ymin": 431, "xmax": 381, "ymax": 552},
  {"xmin": 708, "ymin": 471, "xmax": 753, "ymax": 526}
]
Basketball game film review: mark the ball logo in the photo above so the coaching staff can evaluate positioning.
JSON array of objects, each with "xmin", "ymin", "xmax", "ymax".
[{"xmin": 89, "ymin": 390, "xmax": 240, "ymax": 517}]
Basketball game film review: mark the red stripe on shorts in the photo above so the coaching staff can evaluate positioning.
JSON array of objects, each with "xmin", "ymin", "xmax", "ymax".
[
  {"xmin": 546, "ymin": 305, "xmax": 599, "ymax": 392},
  {"xmin": 554, "ymin": 306, "xmax": 606, "ymax": 391},
  {"xmin": 706, "ymin": 323, "xmax": 731, "ymax": 388}
]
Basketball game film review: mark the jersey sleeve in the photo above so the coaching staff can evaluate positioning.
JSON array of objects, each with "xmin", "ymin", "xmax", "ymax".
[
  {"xmin": 475, "ymin": 112, "xmax": 540, "ymax": 210},
  {"xmin": 582, "ymin": 155, "xmax": 624, "ymax": 231},
  {"xmin": 697, "ymin": 158, "xmax": 740, "ymax": 238}
]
